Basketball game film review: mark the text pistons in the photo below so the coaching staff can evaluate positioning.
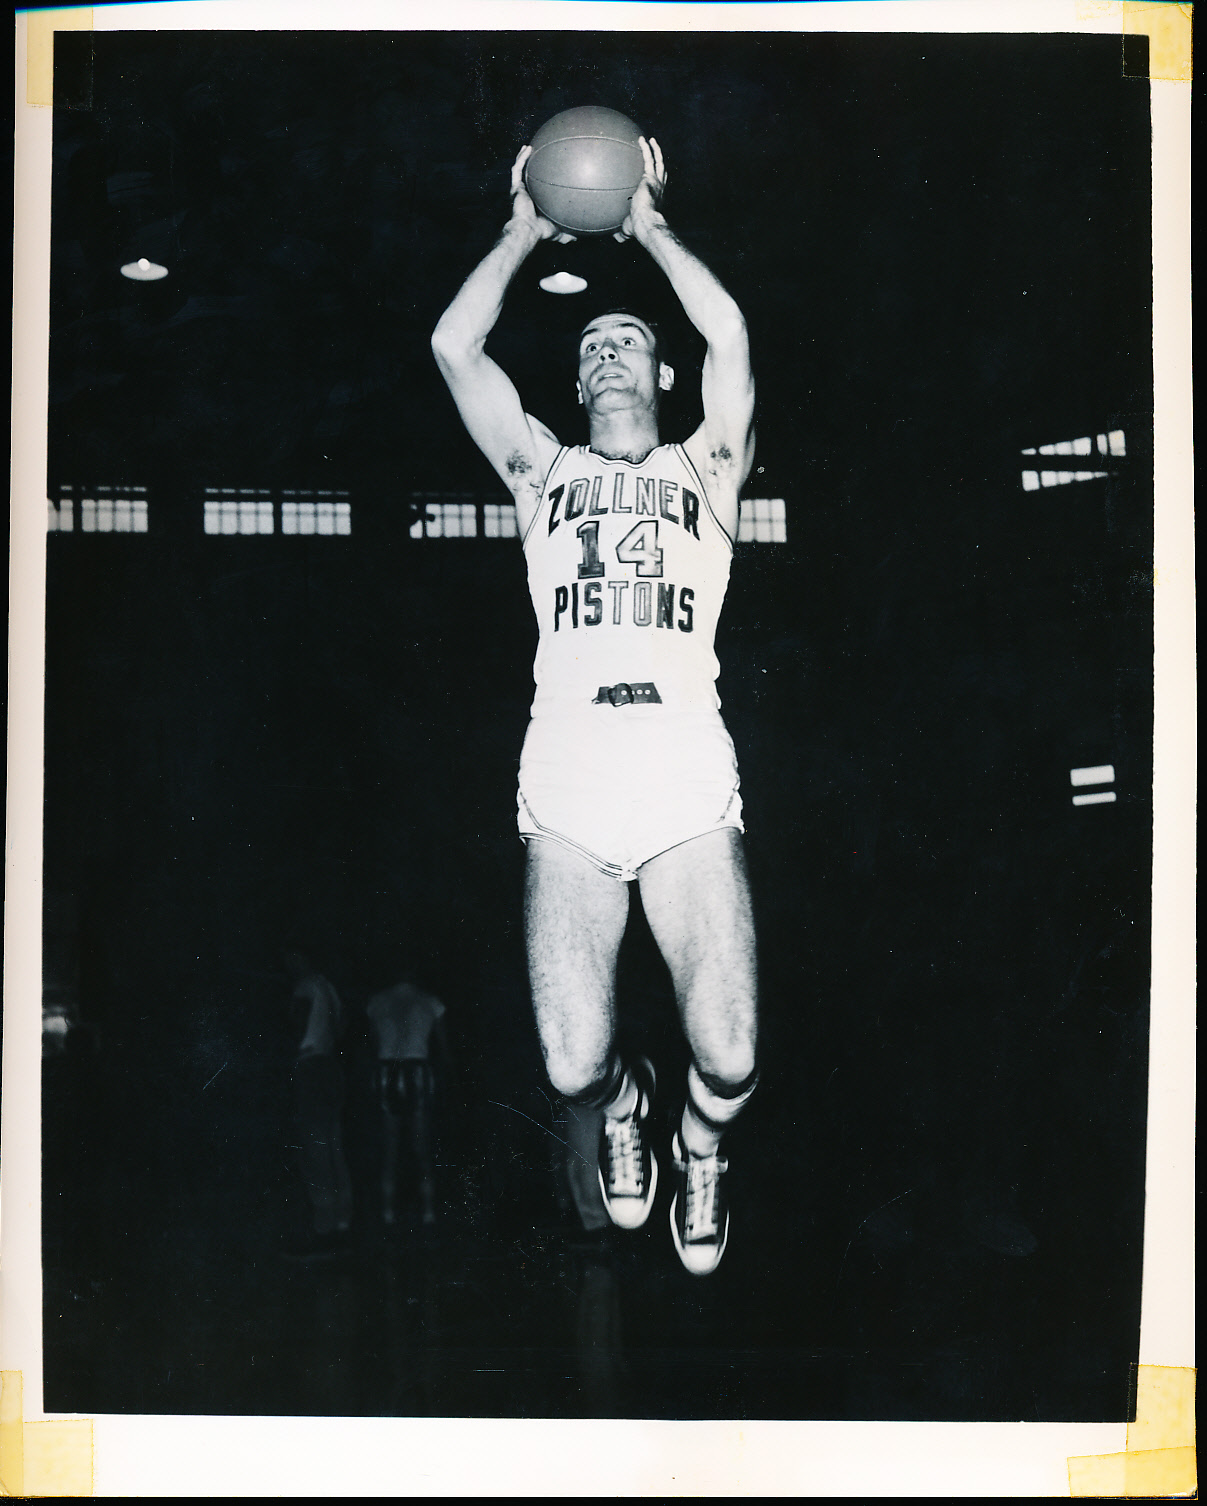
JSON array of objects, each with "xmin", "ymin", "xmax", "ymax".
[{"xmin": 554, "ymin": 581, "xmax": 695, "ymax": 633}]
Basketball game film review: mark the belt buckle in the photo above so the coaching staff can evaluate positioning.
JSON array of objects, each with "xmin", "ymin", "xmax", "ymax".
[{"xmin": 593, "ymin": 682, "xmax": 660, "ymax": 707}]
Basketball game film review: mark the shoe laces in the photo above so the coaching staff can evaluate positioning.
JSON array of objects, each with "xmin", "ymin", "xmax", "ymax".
[
  {"xmin": 681, "ymin": 1152, "xmax": 727, "ymax": 1242},
  {"xmin": 604, "ymin": 1099, "xmax": 646, "ymax": 1196}
]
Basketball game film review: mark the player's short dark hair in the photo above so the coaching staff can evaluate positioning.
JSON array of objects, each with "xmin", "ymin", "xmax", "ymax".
[{"xmin": 577, "ymin": 309, "xmax": 672, "ymax": 371}]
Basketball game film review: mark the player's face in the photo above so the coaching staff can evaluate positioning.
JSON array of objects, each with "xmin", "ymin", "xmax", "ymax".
[{"xmin": 577, "ymin": 316, "xmax": 661, "ymax": 412}]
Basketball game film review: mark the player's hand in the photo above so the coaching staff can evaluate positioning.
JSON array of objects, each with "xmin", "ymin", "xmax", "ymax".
[
  {"xmin": 508, "ymin": 145, "xmax": 576, "ymax": 244},
  {"xmin": 615, "ymin": 136, "xmax": 667, "ymax": 243}
]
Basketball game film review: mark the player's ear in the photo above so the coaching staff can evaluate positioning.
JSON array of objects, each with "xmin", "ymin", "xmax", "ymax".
[
  {"xmin": 658, "ymin": 363, "xmax": 675, "ymax": 393},
  {"xmin": 576, "ymin": 380, "xmax": 584, "ymax": 406}
]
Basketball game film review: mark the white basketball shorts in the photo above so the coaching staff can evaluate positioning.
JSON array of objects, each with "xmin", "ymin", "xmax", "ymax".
[{"xmin": 516, "ymin": 705, "xmax": 744, "ymax": 882}]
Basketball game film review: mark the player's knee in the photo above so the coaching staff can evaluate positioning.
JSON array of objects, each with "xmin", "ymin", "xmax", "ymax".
[
  {"xmin": 694, "ymin": 1048, "xmax": 757, "ymax": 1097},
  {"xmin": 548, "ymin": 1063, "xmax": 596, "ymax": 1100},
  {"xmin": 547, "ymin": 1048, "xmax": 622, "ymax": 1106}
]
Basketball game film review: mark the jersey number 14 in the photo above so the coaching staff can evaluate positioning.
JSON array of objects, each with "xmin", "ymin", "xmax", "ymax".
[{"xmin": 576, "ymin": 520, "xmax": 663, "ymax": 579}]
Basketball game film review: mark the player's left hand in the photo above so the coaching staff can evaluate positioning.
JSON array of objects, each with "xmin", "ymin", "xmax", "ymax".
[
  {"xmin": 509, "ymin": 145, "xmax": 577, "ymax": 245},
  {"xmin": 615, "ymin": 136, "xmax": 667, "ymax": 243}
]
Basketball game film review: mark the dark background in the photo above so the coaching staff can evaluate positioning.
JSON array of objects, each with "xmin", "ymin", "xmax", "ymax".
[{"xmin": 42, "ymin": 29, "xmax": 1153, "ymax": 1420}]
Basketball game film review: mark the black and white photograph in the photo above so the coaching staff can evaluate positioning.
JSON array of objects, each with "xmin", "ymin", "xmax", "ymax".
[{"xmin": 4, "ymin": 0, "xmax": 1194, "ymax": 1492}]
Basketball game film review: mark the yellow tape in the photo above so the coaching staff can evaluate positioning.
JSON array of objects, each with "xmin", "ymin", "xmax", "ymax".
[
  {"xmin": 1123, "ymin": 1, "xmax": 1194, "ymax": 80},
  {"xmin": 0, "ymin": 1373, "xmax": 94, "ymax": 1498},
  {"xmin": 22, "ymin": 1422, "xmax": 95, "ymax": 1498},
  {"xmin": 1069, "ymin": 1365, "xmax": 1197, "ymax": 1497},
  {"xmin": 1126, "ymin": 1363, "xmax": 1197, "ymax": 1453},
  {"xmin": 1078, "ymin": 1, "xmax": 1194, "ymax": 81},
  {"xmin": 25, "ymin": 7, "xmax": 94, "ymax": 108},
  {"xmin": 0, "ymin": 1373, "xmax": 24, "ymax": 1497}
]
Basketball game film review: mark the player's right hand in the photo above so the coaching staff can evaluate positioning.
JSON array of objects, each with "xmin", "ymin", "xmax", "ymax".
[
  {"xmin": 508, "ymin": 145, "xmax": 576, "ymax": 243},
  {"xmin": 615, "ymin": 136, "xmax": 667, "ymax": 243}
]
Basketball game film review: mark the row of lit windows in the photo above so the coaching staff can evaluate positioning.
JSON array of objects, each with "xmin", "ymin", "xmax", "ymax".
[
  {"xmin": 51, "ymin": 449, "xmax": 1134, "ymax": 536},
  {"xmin": 1020, "ymin": 430, "xmax": 1126, "ymax": 491},
  {"xmin": 409, "ymin": 497, "xmax": 788, "ymax": 543},
  {"xmin": 408, "ymin": 499, "xmax": 521, "ymax": 539},
  {"xmin": 52, "ymin": 435, "xmax": 1133, "ymax": 541},
  {"xmin": 48, "ymin": 498, "xmax": 149, "ymax": 532},
  {"xmin": 737, "ymin": 498, "xmax": 787, "ymax": 544},
  {"xmin": 201, "ymin": 499, "xmax": 353, "ymax": 535},
  {"xmin": 204, "ymin": 499, "xmax": 275, "ymax": 535},
  {"xmin": 49, "ymin": 484, "xmax": 148, "ymax": 533},
  {"xmin": 484, "ymin": 502, "xmax": 519, "ymax": 539},
  {"xmin": 284, "ymin": 501, "xmax": 351, "ymax": 535},
  {"xmin": 1021, "ymin": 469, "xmax": 1110, "ymax": 491},
  {"xmin": 1070, "ymin": 763, "xmax": 1116, "ymax": 807},
  {"xmin": 202, "ymin": 486, "xmax": 354, "ymax": 536},
  {"xmin": 1023, "ymin": 432, "xmax": 1127, "ymax": 458},
  {"xmin": 48, "ymin": 493, "xmax": 788, "ymax": 542},
  {"xmin": 47, "ymin": 491, "xmax": 791, "ymax": 544},
  {"xmin": 48, "ymin": 492, "xmax": 357, "ymax": 535},
  {"xmin": 410, "ymin": 497, "xmax": 481, "ymax": 539}
]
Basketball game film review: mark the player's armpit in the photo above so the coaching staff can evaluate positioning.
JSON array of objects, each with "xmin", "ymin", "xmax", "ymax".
[
  {"xmin": 683, "ymin": 364, "xmax": 755, "ymax": 544},
  {"xmin": 511, "ymin": 415, "xmax": 562, "ymax": 535}
]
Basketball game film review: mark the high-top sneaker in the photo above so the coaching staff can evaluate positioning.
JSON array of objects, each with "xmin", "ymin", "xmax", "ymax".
[
  {"xmin": 597, "ymin": 1057, "xmax": 658, "ymax": 1229},
  {"xmin": 669, "ymin": 1132, "xmax": 729, "ymax": 1275}
]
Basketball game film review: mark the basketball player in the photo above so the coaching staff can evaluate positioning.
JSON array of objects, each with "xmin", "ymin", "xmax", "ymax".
[{"xmin": 432, "ymin": 137, "xmax": 757, "ymax": 1275}]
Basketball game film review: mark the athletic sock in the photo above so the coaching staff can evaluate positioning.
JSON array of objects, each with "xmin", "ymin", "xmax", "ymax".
[
  {"xmin": 603, "ymin": 1068, "xmax": 638, "ymax": 1121},
  {"xmin": 680, "ymin": 1062, "xmax": 758, "ymax": 1159}
]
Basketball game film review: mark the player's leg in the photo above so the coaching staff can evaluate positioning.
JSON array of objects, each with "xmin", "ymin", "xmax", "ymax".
[
  {"xmin": 525, "ymin": 838, "xmax": 630, "ymax": 1096},
  {"xmin": 637, "ymin": 826, "xmax": 759, "ymax": 1273},
  {"xmin": 638, "ymin": 826, "xmax": 758, "ymax": 1101},
  {"xmin": 525, "ymin": 839, "xmax": 657, "ymax": 1227}
]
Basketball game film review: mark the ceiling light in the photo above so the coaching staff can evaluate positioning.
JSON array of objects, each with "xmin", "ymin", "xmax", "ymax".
[
  {"xmin": 121, "ymin": 257, "xmax": 168, "ymax": 281},
  {"xmin": 539, "ymin": 271, "xmax": 587, "ymax": 295}
]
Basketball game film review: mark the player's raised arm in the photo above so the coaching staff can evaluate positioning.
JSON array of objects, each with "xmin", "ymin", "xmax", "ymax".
[
  {"xmin": 431, "ymin": 147, "xmax": 569, "ymax": 530},
  {"xmin": 619, "ymin": 137, "xmax": 755, "ymax": 538}
]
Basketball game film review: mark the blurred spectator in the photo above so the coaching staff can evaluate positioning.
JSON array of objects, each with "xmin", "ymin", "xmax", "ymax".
[
  {"xmin": 283, "ymin": 951, "xmax": 353, "ymax": 1259},
  {"xmin": 366, "ymin": 980, "xmax": 452, "ymax": 1230}
]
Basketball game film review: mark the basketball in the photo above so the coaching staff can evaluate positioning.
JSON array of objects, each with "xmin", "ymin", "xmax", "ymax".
[{"xmin": 524, "ymin": 106, "xmax": 645, "ymax": 235}]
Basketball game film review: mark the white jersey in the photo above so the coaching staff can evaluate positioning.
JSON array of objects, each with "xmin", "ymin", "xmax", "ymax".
[{"xmin": 521, "ymin": 443, "xmax": 734, "ymax": 714}]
